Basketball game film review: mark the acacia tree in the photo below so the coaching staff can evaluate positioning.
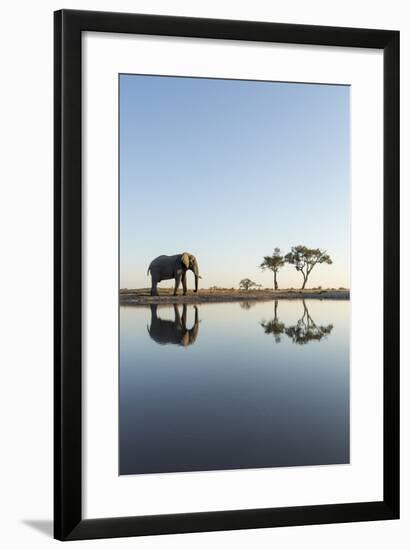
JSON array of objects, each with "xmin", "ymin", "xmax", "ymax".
[
  {"xmin": 285, "ymin": 245, "xmax": 332, "ymax": 289},
  {"xmin": 239, "ymin": 278, "xmax": 260, "ymax": 291},
  {"xmin": 259, "ymin": 248, "xmax": 285, "ymax": 290}
]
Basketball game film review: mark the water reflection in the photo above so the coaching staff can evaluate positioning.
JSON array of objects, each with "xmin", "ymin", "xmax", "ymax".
[
  {"xmin": 260, "ymin": 300, "xmax": 333, "ymax": 345},
  {"xmin": 239, "ymin": 301, "xmax": 257, "ymax": 310},
  {"xmin": 120, "ymin": 299, "xmax": 349, "ymax": 474},
  {"xmin": 147, "ymin": 304, "xmax": 200, "ymax": 347},
  {"xmin": 259, "ymin": 300, "xmax": 285, "ymax": 342},
  {"xmin": 146, "ymin": 300, "xmax": 333, "ymax": 347}
]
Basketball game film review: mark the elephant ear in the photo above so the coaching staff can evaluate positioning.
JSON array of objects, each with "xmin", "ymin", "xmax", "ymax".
[{"xmin": 181, "ymin": 253, "xmax": 190, "ymax": 269}]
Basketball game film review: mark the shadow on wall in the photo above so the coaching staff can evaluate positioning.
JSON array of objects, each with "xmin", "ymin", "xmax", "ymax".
[{"xmin": 22, "ymin": 520, "xmax": 53, "ymax": 538}]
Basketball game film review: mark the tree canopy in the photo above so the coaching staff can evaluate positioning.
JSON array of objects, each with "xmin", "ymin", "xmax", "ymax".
[
  {"xmin": 239, "ymin": 278, "xmax": 260, "ymax": 291},
  {"xmin": 285, "ymin": 245, "xmax": 332, "ymax": 289},
  {"xmin": 259, "ymin": 248, "xmax": 285, "ymax": 290}
]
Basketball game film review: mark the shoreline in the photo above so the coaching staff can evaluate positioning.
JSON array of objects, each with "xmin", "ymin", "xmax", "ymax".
[{"xmin": 120, "ymin": 289, "xmax": 350, "ymax": 305}]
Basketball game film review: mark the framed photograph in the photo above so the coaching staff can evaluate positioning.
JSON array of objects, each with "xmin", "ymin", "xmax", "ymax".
[{"xmin": 54, "ymin": 9, "xmax": 399, "ymax": 541}]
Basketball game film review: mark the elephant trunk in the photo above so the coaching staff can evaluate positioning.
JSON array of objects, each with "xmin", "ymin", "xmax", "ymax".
[{"xmin": 192, "ymin": 259, "xmax": 200, "ymax": 293}]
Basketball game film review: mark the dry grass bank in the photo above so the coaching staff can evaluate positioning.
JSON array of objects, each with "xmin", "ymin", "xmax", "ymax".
[{"xmin": 120, "ymin": 287, "xmax": 350, "ymax": 305}]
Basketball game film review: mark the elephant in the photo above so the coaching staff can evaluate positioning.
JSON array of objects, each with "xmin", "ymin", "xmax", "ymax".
[
  {"xmin": 147, "ymin": 304, "xmax": 200, "ymax": 347},
  {"xmin": 147, "ymin": 252, "xmax": 201, "ymax": 296}
]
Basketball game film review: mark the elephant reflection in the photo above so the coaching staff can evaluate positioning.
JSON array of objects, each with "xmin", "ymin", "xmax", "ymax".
[
  {"xmin": 260, "ymin": 300, "xmax": 333, "ymax": 345},
  {"xmin": 147, "ymin": 304, "xmax": 200, "ymax": 347}
]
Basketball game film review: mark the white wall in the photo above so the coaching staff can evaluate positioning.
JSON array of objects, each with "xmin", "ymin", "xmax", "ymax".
[{"xmin": 0, "ymin": 1, "xmax": 407, "ymax": 548}]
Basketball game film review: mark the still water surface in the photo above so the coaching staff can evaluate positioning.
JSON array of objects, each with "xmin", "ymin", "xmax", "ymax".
[{"xmin": 120, "ymin": 299, "xmax": 349, "ymax": 475}]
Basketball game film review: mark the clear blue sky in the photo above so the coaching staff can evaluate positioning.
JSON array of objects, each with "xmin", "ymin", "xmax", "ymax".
[{"xmin": 120, "ymin": 74, "xmax": 350, "ymax": 290}]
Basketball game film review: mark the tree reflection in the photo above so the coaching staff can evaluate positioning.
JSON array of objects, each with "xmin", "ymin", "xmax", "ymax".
[
  {"xmin": 260, "ymin": 301, "xmax": 285, "ymax": 343},
  {"xmin": 260, "ymin": 300, "xmax": 333, "ymax": 345},
  {"xmin": 285, "ymin": 301, "xmax": 333, "ymax": 344},
  {"xmin": 239, "ymin": 301, "xmax": 257, "ymax": 310},
  {"xmin": 147, "ymin": 304, "xmax": 200, "ymax": 347}
]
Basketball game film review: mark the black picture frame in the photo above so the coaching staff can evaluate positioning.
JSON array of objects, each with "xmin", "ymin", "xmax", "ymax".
[{"xmin": 54, "ymin": 9, "xmax": 400, "ymax": 541}]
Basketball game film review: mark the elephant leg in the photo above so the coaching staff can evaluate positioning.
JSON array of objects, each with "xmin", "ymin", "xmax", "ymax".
[
  {"xmin": 150, "ymin": 273, "xmax": 159, "ymax": 296},
  {"xmin": 173, "ymin": 273, "xmax": 181, "ymax": 296},
  {"xmin": 151, "ymin": 281, "xmax": 158, "ymax": 296},
  {"xmin": 182, "ymin": 272, "xmax": 187, "ymax": 295}
]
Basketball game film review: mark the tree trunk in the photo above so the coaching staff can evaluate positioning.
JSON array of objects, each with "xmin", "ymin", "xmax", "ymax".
[
  {"xmin": 301, "ymin": 274, "xmax": 307, "ymax": 289},
  {"xmin": 274, "ymin": 271, "xmax": 278, "ymax": 290}
]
